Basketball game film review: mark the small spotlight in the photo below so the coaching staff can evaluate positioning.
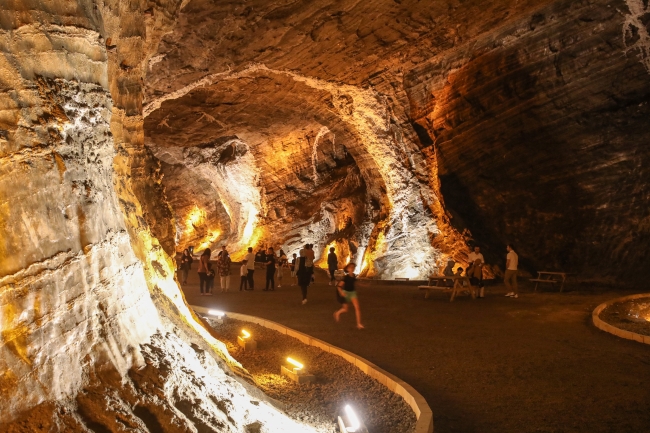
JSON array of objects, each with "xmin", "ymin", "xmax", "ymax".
[
  {"xmin": 338, "ymin": 404, "xmax": 366, "ymax": 433},
  {"xmin": 237, "ymin": 329, "xmax": 256, "ymax": 351},
  {"xmin": 286, "ymin": 357, "xmax": 303, "ymax": 372},
  {"xmin": 208, "ymin": 310, "xmax": 225, "ymax": 318},
  {"xmin": 281, "ymin": 356, "xmax": 314, "ymax": 384}
]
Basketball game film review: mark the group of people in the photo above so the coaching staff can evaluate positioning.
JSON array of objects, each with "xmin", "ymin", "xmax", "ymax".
[
  {"xmin": 443, "ymin": 244, "xmax": 520, "ymax": 299},
  {"xmin": 178, "ymin": 242, "xmax": 364, "ymax": 328},
  {"xmin": 180, "ymin": 246, "xmax": 234, "ymax": 295}
]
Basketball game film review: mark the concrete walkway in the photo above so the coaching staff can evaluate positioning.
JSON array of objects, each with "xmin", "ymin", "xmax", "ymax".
[{"xmin": 182, "ymin": 267, "xmax": 650, "ymax": 433}]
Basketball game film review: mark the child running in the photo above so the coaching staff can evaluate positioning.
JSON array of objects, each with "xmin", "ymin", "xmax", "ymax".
[{"xmin": 333, "ymin": 263, "xmax": 364, "ymax": 329}]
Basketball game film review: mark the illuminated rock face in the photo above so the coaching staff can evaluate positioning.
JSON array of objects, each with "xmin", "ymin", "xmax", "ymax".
[
  {"xmin": 0, "ymin": 1, "xmax": 319, "ymax": 431},
  {"xmin": 2, "ymin": 0, "xmax": 649, "ymax": 428},
  {"xmin": 145, "ymin": 0, "xmax": 650, "ymax": 281}
]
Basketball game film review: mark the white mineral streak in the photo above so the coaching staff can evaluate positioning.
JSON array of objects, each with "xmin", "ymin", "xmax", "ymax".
[
  {"xmin": 145, "ymin": 63, "xmax": 440, "ymax": 277},
  {"xmin": 311, "ymin": 126, "xmax": 334, "ymax": 182},
  {"xmin": 151, "ymin": 139, "xmax": 263, "ymax": 259},
  {"xmin": 623, "ymin": 0, "xmax": 650, "ymax": 73}
]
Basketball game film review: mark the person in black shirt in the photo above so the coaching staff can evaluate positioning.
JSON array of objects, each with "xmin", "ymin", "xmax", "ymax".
[
  {"xmin": 264, "ymin": 247, "xmax": 276, "ymax": 291},
  {"xmin": 333, "ymin": 263, "xmax": 364, "ymax": 329},
  {"xmin": 296, "ymin": 251, "xmax": 311, "ymax": 304},
  {"xmin": 327, "ymin": 247, "xmax": 338, "ymax": 286},
  {"xmin": 179, "ymin": 249, "xmax": 193, "ymax": 284}
]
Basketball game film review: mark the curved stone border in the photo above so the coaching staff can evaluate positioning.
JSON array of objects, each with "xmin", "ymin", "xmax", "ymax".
[
  {"xmin": 592, "ymin": 293, "xmax": 650, "ymax": 345},
  {"xmin": 191, "ymin": 305, "xmax": 434, "ymax": 433}
]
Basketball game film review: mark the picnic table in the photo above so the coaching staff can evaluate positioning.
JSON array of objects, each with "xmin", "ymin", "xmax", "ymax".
[
  {"xmin": 529, "ymin": 271, "xmax": 571, "ymax": 292},
  {"xmin": 418, "ymin": 275, "xmax": 476, "ymax": 302}
]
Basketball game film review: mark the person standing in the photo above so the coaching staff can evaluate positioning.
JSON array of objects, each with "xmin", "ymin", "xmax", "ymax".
[
  {"xmin": 296, "ymin": 251, "xmax": 311, "ymax": 304},
  {"xmin": 290, "ymin": 253, "xmax": 298, "ymax": 286},
  {"xmin": 333, "ymin": 263, "xmax": 364, "ymax": 329},
  {"xmin": 206, "ymin": 262, "xmax": 216, "ymax": 295},
  {"xmin": 504, "ymin": 244, "xmax": 519, "ymax": 298},
  {"xmin": 305, "ymin": 244, "xmax": 315, "ymax": 284},
  {"xmin": 217, "ymin": 247, "xmax": 231, "ymax": 292},
  {"xmin": 180, "ymin": 249, "xmax": 193, "ymax": 285},
  {"xmin": 245, "ymin": 247, "xmax": 255, "ymax": 290},
  {"xmin": 264, "ymin": 247, "xmax": 276, "ymax": 291},
  {"xmin": 197, "ymin": 248, "xmax": 211, "ymax": 296},
  {"xmin": 239, "ymin": 261, "xmax": 248, "ymax": 291},
  {"xmin": 467, "ymin": 246, "xmax": 486, "ymax": 297},
  {"xmin": 327, "ymin": 247, "xmax": 338, "ymax": 285},
  {"xmin": 277, "ymin": 248, "xmax": 287, "ymax": 288}
]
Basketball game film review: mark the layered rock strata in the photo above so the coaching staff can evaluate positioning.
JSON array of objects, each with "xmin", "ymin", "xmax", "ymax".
[
  {"xmin": 0, "ymin": 0, "xmax": 321, "ymax": 431},
  {"xmin": 145, "ymin": 0, "xmax": 650, "ymax": 281}
]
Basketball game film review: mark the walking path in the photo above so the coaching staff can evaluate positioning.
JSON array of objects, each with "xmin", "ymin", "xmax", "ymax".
[{"xmin": 182, "ymin": 268, "xmax": 650, "ymax": 433}]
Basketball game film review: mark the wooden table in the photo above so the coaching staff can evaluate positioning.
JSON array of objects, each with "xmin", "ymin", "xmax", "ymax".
[
  {"xmin": 529, "ymin": 271, "xmax": 571, "ymax": 292},
  {"xmin": 418, "ymin": 276, "xmax": 476, "ymax": 302}
]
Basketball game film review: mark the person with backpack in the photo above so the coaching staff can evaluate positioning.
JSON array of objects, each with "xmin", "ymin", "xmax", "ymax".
[
  {"xmin": 179, "ymin": 248, "xmax": 193, "ymax": 285},
  {"xmin": 217, "ymin": 246, "xmax": 231, "ymax": 292},
  {"xmin": 197, "ymin": 248, "xmax": 211, "ymax": 295},
  {"xmin": 333, "ymin": 263, "xmax": 364, "ymax": 329},
  {"xmin": 327, "ymin": 247, "xmax": 338, "ymax": 286}
]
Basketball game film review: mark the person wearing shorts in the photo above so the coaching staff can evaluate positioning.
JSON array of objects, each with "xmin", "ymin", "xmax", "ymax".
[{"xmin": 333, "ymin": 263, "xmax": 364, "ymax": 329}]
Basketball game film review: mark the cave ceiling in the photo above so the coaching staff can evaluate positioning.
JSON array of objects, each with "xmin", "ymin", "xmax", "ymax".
[{"xmin": 144, "ymin": 0, "xmax": 650, "ymax": 281}]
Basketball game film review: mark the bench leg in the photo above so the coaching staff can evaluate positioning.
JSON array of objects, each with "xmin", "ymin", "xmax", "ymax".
[
  {"xmin": 425, "ymin": 289, "xmax": 430, "ymax": 299},
  {"xmin": 450, "ymin": 284, "xmax": 456, "ymax": 302}
]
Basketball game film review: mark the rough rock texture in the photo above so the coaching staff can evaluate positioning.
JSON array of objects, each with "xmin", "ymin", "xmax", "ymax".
[
  {"xmin": 2, "ymin": 0, "xmax": 650, "ymax": 430},
  {"xmin": 144, "ymin": 0, "xmax": 650, "ymax": 281},
  {"xmin": 0, "ymin": 0, "xmax": 324, "ymax": 431}
]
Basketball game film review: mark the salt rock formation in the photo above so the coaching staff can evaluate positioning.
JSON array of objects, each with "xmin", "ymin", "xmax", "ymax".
[
  {"xmin": 0, "ymin": 0, "xmax": 321, "ymax": 431},
  {"xmin": 145, "ymin": 0, "xmax": 650, "ymax": 282},
  {"xmin": 1, "ymin": 0, "xmax": 650, "ymax": 431}
]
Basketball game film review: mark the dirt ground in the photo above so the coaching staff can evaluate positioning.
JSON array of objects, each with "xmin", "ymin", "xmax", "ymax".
[{"xmin": 182, "ymin": 267, "xmax": 650, "ymax": 433}]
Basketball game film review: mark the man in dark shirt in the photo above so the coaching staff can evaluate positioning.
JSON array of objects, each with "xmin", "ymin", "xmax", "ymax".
[
  {"xmin": 264, "ymin": 247, "xmax": 276, "ymax": 291},
  {"xmin": 327, "ymin": 247, "xmax": 338, "ymax": 286}
]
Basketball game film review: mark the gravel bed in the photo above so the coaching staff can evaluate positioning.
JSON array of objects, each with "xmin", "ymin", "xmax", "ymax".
[
  {"xmin": 203, "ymin": 317, "xmax": 416, "ymax": 433},
  {"xmin": 600, "ymin": 297, "xmax": 650, "ymax": 336}
]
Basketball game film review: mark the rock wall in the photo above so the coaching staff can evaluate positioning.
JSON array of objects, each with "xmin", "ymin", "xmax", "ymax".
[
  {"xmin": 144, "ymin": 0, "xmax": 650, "ymax": 282},
  {"xmin": 408, "ymin": 0, "xmax": 650, "ymax": 280},
  {"xmin": 0, "ymin": 1, "xmax": 323, "ymax": 431}
]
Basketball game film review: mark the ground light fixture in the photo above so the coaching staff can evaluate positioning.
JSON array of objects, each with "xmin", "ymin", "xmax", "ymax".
[
  {"xmin": 286, "ymin": 357, "xmax": 303, "ymax": 372},
  {"xmin": 207, "ymin": 310, "xmax": 225, "ymax": 323},
  {"xmin": 237, "ymin": 329, "xmax": 256, "ymax": 351},
  {"xmin": 337, "ymin": 404, "xmax": 367, "ymax": 433},
  {"xmin": 281, "ymin": 356, "xmax": 315, "ymax": 384}
]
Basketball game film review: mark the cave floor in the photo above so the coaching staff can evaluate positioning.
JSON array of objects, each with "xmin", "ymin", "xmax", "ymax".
[{"xmin": 182, "ymin": 267, "xmax": 650, "ymax": 433}]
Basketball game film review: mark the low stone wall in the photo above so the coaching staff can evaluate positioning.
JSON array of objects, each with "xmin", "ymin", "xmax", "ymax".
[
  {"xmin": 191, "ymin": 305, "xmax": 434, "ymax": 433},
  {"xmin": 592, "ymin": 293, "xmax": 650, "ymax": 345}
]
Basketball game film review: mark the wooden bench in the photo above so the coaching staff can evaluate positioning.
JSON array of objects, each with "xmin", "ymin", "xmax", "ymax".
[
  {"xmin": 530, "ymin": 271, "xmax": 570, "ymax": 292},
  {"xmin": 418, "ymin": 276, "xmax": 476, "ymax": 302}
]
